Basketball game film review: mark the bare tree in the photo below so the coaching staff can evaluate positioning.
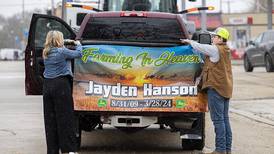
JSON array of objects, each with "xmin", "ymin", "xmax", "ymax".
[
  {"xmin": 247, "ymin": 0, "xmax": 270, "ymax": 13},
  {"xmin": 0, "ymin": 12, "xmax": 32, "ymax": 49}
]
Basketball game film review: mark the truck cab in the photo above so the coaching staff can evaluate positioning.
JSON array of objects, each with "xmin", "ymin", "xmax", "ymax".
[{"xmin": 25, "ymin": 11, "xmax": 209, "ymax": 150}]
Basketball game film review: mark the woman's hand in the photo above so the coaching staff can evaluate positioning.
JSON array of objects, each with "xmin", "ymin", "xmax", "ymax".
[{"xmin": 74, "ymin": 41, "xmax": 81, "ymax": 46}]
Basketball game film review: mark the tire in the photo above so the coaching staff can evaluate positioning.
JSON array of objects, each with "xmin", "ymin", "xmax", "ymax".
[
  {"xmin": 265, "ymin": 54, "xmax": 274, "ymax": 72},
  {"xmin": 76, "ymin": 128, "xmax": 82, "ymax": 150},
  {"xmin": 181, "ymin": 113, "xmax": 205, "ymax": 150},
  {"xmin": 75, "ymin": 115, "xmax": 99, "ymax": 150},
  {"xmin": 181, "ymin": 138, "xmax": 204, "ymax": 150},
  {"xmin": 244, "ymin": 55, "xmax": 253, "ymax": 72},
  {"xmin": 75, "ymin": 115, "xmax": 82, "ymax": 150}
]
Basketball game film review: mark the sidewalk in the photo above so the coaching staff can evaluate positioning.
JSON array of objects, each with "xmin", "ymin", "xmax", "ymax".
[{"xmin": 230, "ymin": 99, "xmax": 274, "ymax": 126}]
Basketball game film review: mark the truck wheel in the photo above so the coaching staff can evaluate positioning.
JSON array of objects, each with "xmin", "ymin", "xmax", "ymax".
[
  {"xmin": 76, "ymin": 128, "xmax": 82, "ymax": 150},
  {"xmin": 265, "ymin": 54, "xmax": 274, "ymax": 72},
  {"xmin": 181, "ymin": 113, "xmax": 205, "ymax": 150},
  {"xmin": 181, "ymin": 138, "xmax": 204, "ymax": 150},
  {"xmin": 75, "ymin": 115, "xmax": 82, "ymax": 150},
  {"xmin": 244, "ymin": 55, "xmax": 253, "ymax": 72}
]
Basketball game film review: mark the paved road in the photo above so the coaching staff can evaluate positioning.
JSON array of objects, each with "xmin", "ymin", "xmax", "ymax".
[
  {"xmin": 0, "ymin": 61, "xmax": 274, "ymax": 154},
  {"xmin": 230, "ymin": 62, "xmax": 274, "ymax": 124},
  {"xmin": 232, "ymin": 61, "xmax": 274, "ymax": 100}
]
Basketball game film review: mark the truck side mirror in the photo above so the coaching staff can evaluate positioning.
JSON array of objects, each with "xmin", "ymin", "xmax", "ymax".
[
  {"xmin": 191, "ymin": 32, "xmax": 199, "ymax": 41},
  {"xmin": 249, "ymin": 40, "xmax": 255, "ymax": 46},
  {"xmin": 198, "ymin": 33, "xmax": 211, "ymax": 44}
]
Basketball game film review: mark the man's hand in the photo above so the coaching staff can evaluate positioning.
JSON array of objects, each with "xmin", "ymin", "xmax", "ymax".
[{"xmin": 180, "ymin": 39, "xmax": 191, "ymax": 44}]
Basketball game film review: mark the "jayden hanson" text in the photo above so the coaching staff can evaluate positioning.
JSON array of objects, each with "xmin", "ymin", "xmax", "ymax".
[{"xmin": 85, "ymin": 81, "xmax": 197, "ymax": 98}]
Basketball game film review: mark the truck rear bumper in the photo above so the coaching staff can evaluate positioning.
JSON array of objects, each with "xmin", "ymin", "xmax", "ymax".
[{"xmin": 75, "ymin": 111, "xmax": 204, "ymax": 132}]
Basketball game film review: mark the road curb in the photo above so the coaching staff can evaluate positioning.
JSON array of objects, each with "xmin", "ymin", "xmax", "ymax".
[{"xmin": 230, "ymin": 107, "xmax": 274, "ymax": 126}]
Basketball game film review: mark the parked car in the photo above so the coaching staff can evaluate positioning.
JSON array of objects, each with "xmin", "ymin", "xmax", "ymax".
[
  {"xmin": 243, "ymin": 30, "xmax": 274, "ymax": 72},
  {"xmin": 0, "ymin": 48, "xmax": 24, "ymax": 60}
]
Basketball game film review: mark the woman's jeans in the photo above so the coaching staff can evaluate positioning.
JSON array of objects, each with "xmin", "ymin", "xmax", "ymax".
[
  {"xmin": 43, "ymin": 76, "xmax": 77, "ymax": 154},
  {"xmin": 207, "ymin": 88, "xmax": 232, "ymax": 153}
]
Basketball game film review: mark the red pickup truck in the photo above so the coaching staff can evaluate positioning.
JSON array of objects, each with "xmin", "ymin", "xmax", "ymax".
[{"xmin": 25, "ymin": 11, "xmax": 210, "ymax": 150}]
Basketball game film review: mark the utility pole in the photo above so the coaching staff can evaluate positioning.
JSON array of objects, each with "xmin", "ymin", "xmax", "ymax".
[
  {"xmin": 267, "ymin": 0, "xmax": 272, "ymax": 30},
  {"xmin": 201, "ymin": 0, "xmax": 207, "ymax": 31},
  {"xmin": 181, "ymin": 0, "xmax": 186, "ymax": 19},
  {"xmin": 22, "ymin": 0, "xmax": 25, "ymax": 19},
  {"xmin": 222, "ymin": 0, "xmax": 231, "ymax": 14},
  {"xmin": 51, "ymin": 0, "xmax": 55, "ymax": 16},
  {"xmin": 220, "ymin": 0, "xmax": 222, "ymax": 13},
  {"xmin": 227, "ymin": 0, "xmax": 231, "ymax": 14},
  {"xmin": 256, "ymin": 0, "xmax": 259, "ymax": 13},
  {"xmin": 62, "ymin": 0, "xmax": 67, "ymax": 21}
]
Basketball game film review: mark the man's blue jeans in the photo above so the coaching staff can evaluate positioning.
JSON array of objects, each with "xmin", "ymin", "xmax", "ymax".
[{"xmin": 207, "ymin": 88, "xmax": 232, "ymax": 153}]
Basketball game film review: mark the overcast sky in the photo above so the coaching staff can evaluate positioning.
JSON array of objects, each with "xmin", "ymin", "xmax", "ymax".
[
  {"xmin": 0, "ymin": 0, "xmax": 253, "ymax": 18},
  {"xmin": 0, "ymin": 0, "xmax": 62, "ymax": 17}
]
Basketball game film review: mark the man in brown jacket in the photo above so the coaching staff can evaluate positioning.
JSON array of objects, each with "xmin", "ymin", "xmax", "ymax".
[{"xmin": 181, "ymin": 27, "xmax": 233, "ymax": 154}]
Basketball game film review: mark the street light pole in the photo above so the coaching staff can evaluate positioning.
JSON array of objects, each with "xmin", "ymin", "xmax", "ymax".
[
  {"xmin": 201, "ymin": 0, "xmax": 207, "ymax": 31},
  {"xmin": 267, "ymin": 0, "xmax": 272, "ymax": 30}
]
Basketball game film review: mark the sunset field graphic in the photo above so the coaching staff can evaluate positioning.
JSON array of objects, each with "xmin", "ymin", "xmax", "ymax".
[{"xmin": 73, "ymin": 45, "xmax": 207, "ymax": 112}]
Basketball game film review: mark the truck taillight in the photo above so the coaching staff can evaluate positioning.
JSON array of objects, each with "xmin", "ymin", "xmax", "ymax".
[{"xmin": 120, "ymin": 12, "xmax": 147, "ymax": 17}]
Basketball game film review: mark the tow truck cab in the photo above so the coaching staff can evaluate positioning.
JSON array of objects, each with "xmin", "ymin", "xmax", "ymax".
[
  {"xmin": 61, "ymin": 0, "xmax": 178, "ymax": 29},
  {"xmin": 25, "ymin": 11, "xmax": 211, "ymax": 150}
]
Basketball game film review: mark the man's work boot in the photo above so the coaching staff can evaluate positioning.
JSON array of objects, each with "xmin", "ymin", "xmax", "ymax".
[{"xmin": 227, "ymin": 151, "xmax": 231, "ymax": 154}]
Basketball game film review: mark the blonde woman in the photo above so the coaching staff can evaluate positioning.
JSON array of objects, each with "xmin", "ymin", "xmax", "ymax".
[{"xmin": 42, "ymin": 30, "xmax": 82, "ymax": 154}]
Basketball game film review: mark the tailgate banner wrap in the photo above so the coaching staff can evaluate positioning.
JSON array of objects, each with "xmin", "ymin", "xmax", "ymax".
[{"xmin": 73, "ymin": 45, "xmax": 207, "ymax": 112}]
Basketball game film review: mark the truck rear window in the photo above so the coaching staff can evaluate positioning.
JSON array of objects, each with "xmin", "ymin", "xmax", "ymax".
[{"xmin": 81, "ymin": 17, "xmax": 185, "ymax": 43}]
